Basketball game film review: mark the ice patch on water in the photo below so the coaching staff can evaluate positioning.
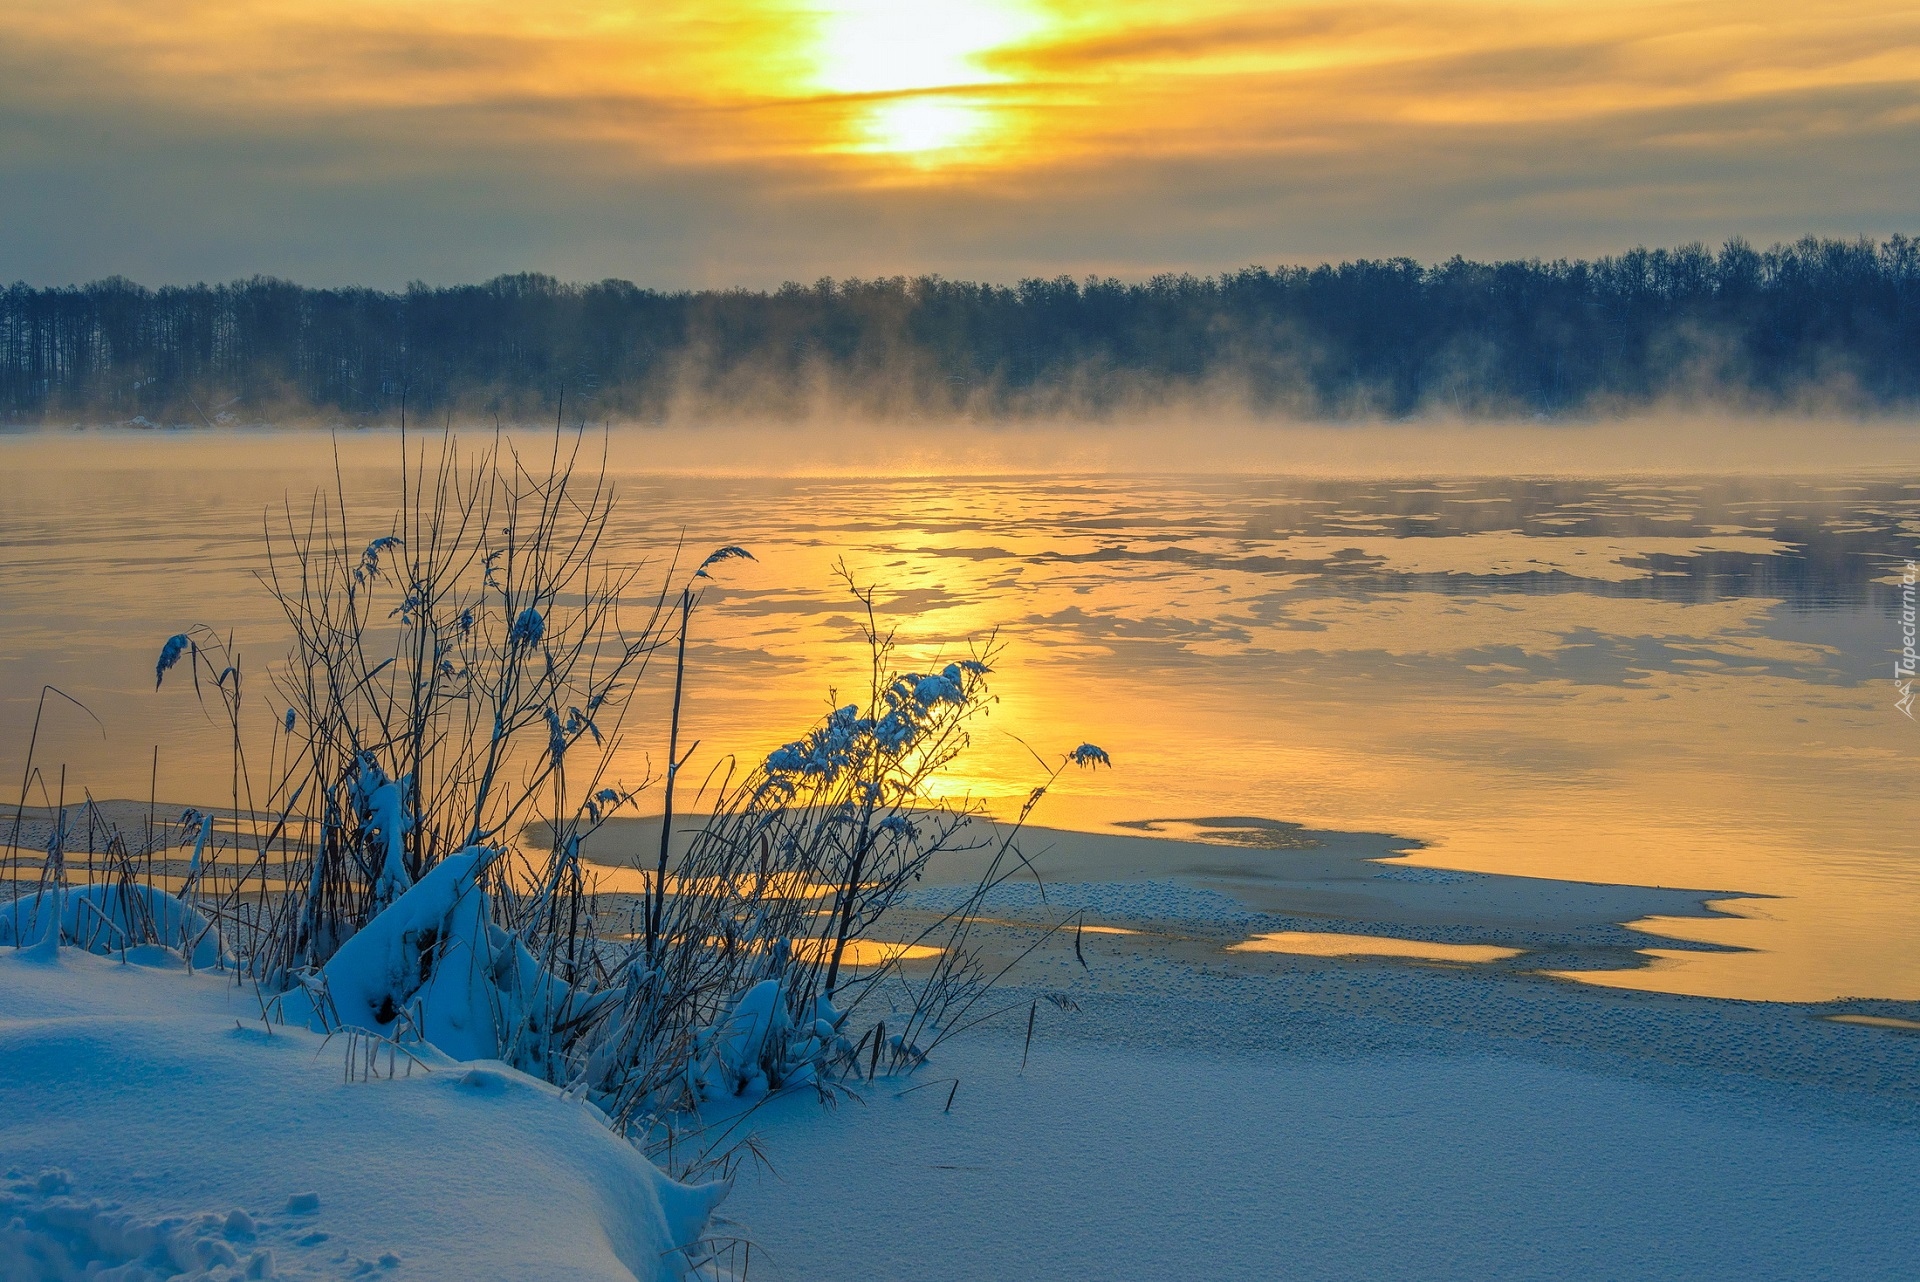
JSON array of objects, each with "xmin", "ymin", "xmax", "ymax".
[
  {"xmin": 902, "ymin": 879, "xmax": 1263, "ymax": 925},
  {"xmin": 1371, "ymin": 864, "xmax": 1472, "ymax": 886}
]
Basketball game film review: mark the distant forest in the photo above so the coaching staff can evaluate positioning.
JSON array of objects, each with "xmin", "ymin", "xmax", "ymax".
[{"xmin": 4, "ymin": 236, "xmax": 1917, "ymax": 423}]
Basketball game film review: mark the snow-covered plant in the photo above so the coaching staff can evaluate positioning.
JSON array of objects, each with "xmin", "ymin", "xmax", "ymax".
[
  {"xmin": 568, "ymin": 565, "xmax": 1110, "ymax": 1161},
  {"xmin": 9, "ymin": 431, "xmax": 1106, "ymax": 1187},
  {"xmin": 130, "ymin": 429, "xmax": 719, "ymax": 1036},
  {"xmin": 2, "ymin": 782, "xmax": 222, "ymax": 968},
  {"xmin": 235, "ymin": 428, "xmax": 681, "ymax": 986}
]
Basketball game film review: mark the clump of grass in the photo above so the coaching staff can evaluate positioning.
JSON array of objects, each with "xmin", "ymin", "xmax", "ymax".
[
  {"xmin": 568, "ymin": 561, "xmax": 1112, "ymax": 1159},
  {"xmin": 254, "ymin": 428, "xmax": 673, "ymax": 985},
  {"xmin": 5, "ymin": 425, "xmax": 1107, "ymax": 1179}
]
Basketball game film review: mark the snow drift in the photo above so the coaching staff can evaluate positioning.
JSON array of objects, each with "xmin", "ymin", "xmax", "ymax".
[
  {"xmin": 0, "ymin": 942, "xmax": 724, "ymax": 1280},
  {"xmin": 0, "ymin": 882, "xmax": 221, "ymax": 970}
]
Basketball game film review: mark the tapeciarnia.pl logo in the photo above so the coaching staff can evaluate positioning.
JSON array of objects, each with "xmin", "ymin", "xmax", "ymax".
[{"xmin": 1897, "ymin": 560, "xmax": 1917, "ymax": 720}]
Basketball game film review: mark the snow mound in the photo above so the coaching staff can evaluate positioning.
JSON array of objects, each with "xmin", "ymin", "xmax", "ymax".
[
  {"xmin": 286, "ymin": 847, "xmax": 585, "ymax": 1069},
  {"xmin": 0, "ymin": 946, "xmax": 724, "ymax": 1280},
  {"xmin": 0, "ymin": 883, "xmax": 221, "ymax": 969},
  {"xmin": 691, "ymin": 978, "xmax": 793, "ymax": 1101},
  {"xmin": 688, "ymin": 980, "xmax": 855, "ymax": 1102}
]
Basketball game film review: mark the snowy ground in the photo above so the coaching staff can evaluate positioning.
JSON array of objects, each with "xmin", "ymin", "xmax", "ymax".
[
  {"xmin": 728, "ymin": 1011, "xmax": 1920, "ymax": 1280},
  {"xmin": 724, "ymin": 952, "xmax": 1920, "ymax": 1281},
  {"xmin": 0, "ymin": 945, "xmax": 719, "ymax": 1282},
  {"xmin": 8, "ymin": 817, "xmax": 1920, "ymax": 1280},
  {"xmin": 714, "ymin": 866, "xmax": 1920, "ymax": 1282}
]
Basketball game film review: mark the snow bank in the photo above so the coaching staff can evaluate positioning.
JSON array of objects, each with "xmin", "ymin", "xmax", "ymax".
[
  {"xmin": 690, "ymin": 979, "xmax": 793, "ymax": 1101},
  {"xmin": 0, "ymin": 944, "xmax": 724, "ymax": 1280},
  {"xmin": 284, "ymin": 847, "xmax": 584, "ymax": 1070},
  {"xmin": 0, "ymin": 883, "xmax": 221, "ymax": 969},
  {"xmin": 687, "ymin": 973, "xmax": 855, "ymax": 1104}
]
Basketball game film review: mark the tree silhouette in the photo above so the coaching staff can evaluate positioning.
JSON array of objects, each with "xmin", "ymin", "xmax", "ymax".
[{"xmin": 4, "ymin": 237, "xmax": 1916, "ymax": 423}]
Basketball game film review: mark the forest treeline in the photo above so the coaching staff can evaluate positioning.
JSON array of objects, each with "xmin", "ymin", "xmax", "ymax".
[{"xmin": 3, "ymin": 236, "xmax": 1917, "ymax": 423}]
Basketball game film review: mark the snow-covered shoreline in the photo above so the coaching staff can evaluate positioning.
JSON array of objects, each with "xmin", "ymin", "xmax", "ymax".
[
  {"xmin": 727, "ymin": 993, "xmax": 1920, "ymax": 1281},
  {"xmin": 8, "ymin": 812, "xmax": 1918, "ymax": 1280},
  {"xmin": 708, "ymin": 824, "xmax": 1920, "ymax": 1280},
  {"xmin": 721, "ymin": 934, "xmax": 1920, "ymax": 1281}
]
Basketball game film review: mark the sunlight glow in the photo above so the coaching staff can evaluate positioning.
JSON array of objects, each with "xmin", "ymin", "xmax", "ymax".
[
  {"xmin": 805, "ymin": 0, "xmax": 1042, "ymax": 158},
  {"xmin": 809, "ymin": 0, "xmax": 1031, "ymax": 95},
  {"xmin": 859, "ymin": 97, "xmax": 992, "ymax": 156},
  {"xmin": 6, "ymin": 1, "xmax": 1916, "ymax": 187}
]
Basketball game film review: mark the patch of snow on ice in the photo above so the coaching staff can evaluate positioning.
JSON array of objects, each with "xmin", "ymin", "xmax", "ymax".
[
  {"xmin": 902, "ymin": 879, "xmax": 1264, "ymax": 925},
  {"xmin": 1371, "ymin": 864, "xmax": 1472, "ymax": 885}
]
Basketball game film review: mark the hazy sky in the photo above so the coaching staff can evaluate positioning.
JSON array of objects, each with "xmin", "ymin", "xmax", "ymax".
[{"xmin": 3, "ymin": 1, "xmax": 1916, "ymax": 288}]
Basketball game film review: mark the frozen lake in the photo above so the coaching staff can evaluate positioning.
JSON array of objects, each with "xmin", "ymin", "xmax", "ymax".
[{"xmin": 1, "ymin": 426, "xmax": 1916, "ymax": 1003}]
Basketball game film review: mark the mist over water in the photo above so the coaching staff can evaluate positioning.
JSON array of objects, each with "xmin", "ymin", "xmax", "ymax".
[{"xmin": 1, "ymin": 423, "xmax": 1916, "ymax": 1003}]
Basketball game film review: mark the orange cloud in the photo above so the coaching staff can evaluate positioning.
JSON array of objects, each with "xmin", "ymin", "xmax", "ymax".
[
  {"xmin": 7, "ymin": 2, "xmax": 1917, "ymax": 166},
  {"xmin": 0, "ymin": 1, "xmax": 1914, "ymax": 285}
]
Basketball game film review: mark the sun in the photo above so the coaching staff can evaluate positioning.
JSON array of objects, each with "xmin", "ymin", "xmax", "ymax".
[
  {"xmin": 804, "ymin": 0, "xmax": 1041, "ymax": 160},
  {"xmin": 860, "ymin": 97, "xmax": 991, "ymax": 155}
]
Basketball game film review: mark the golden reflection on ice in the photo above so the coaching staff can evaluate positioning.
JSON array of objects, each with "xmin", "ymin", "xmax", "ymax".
[
  {"xmin": 3, "ymin": 867, "xmax": 297, "ymax": 895},
  {"xmin": 1823, "ymin": 1014, "xmax": 1920, "ymax": 1032},
  {"xmin": 601, "ymin": 932, "xmax": 940, "ymax": 967},
  {"xmin": 571, "ymin": 865, "xmax": 842, "ymax": 901},
  {"xmin": 4, "ymin": 431, "xmax": 1918, "ymax": 1004},
  {"xmin": 1229, "ymin": 931, "xmax": 1521, "ymax": 965},
  {"xmin": 791, "ymin": 937, "xmax": 942, "ymax": 966}
]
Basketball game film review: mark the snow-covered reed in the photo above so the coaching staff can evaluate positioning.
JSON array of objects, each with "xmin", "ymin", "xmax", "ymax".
[
  {"xmin": 5, "ymin": 426, "xmax": 1107, "ymax": 1183},
  {"xmin": 572, "ymin": 565, "xmax": 1108, "ymax": 1155}
]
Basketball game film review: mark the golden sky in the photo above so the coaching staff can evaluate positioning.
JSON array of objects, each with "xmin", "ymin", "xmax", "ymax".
[{"xmin": 2, "ymin": 1, "xmax": 1916, "ymax": 284}]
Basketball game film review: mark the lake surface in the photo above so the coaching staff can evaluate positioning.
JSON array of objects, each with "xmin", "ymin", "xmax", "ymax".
[{"xmin": 1, "ymin": 427, "xmax": 1916, "ymax": 1002}]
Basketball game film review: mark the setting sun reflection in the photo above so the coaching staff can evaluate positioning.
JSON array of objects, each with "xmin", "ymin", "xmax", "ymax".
[
  {"xmin": 572, "ymin": 865, "xmax": 842, "ymax": 900},
  {"xmin": 792, "ymin": 937, "xmax": 943, "ymax": 966},
  {"xmin": 4, "ymin": 868, "xmax": 297, "ymax": 896},
  {"xmin": 11, "ymin": 442, "xmax": 1920, "ymax": 1006},
  {"xmin": 1824, "ymin": 1015, "xmax": 1920, "ymax": 1033}
]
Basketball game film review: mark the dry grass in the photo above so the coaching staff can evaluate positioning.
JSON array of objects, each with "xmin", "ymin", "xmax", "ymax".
[{"xmin": 4, "ymin": 426, "xmax": 1106, "ymax": 1196}]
